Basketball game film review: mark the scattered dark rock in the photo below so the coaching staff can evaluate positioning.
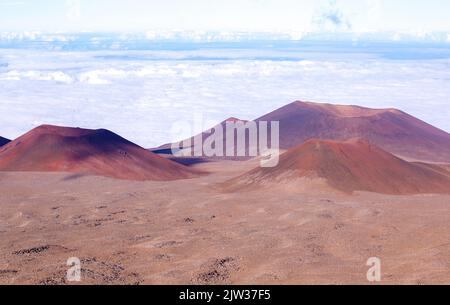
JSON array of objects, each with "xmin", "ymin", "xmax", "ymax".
[
  {"xmin": 129, "ymin": 235, "xmax": 151, "ymax": 242},
  {"xmin": 39, "ymin": 274, "xmax": 66, "ymax": 285},
  {"xmin": 154, "ymin": 254, "xmax": 171, "ymax": 261},
  {"xmin": 194, "ymin": 257, "xmax": 239, "ymax": 284},
  {"xmin": 76, "ymin": 257, "xmax": 141, "ymax": 284},
  {"xmin": 184, "ymin": 218, "xmax": 195, "ymax": 224},
  {"xmin": 13, "ymin": 245, "xmax": 69, "ymax": 256},
  {"xmin": 0, "ymin": 269, "xmax": 18, "ymax": 276},
  {"xmin": 307, "ymin": 243, "xmax": 326, "ymax": 257},
  {"xmin": 13, "ymin": 245, "xmax": 50, "ymax": 256},
  {"xmin": 110, "ymin": 210, "xmax": 126, "ymax": 216}
]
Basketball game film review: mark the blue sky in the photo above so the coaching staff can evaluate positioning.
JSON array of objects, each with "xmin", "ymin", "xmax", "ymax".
[{"xmin": 1, "ymin": 0, "xmax": 450, "ymax": 33}]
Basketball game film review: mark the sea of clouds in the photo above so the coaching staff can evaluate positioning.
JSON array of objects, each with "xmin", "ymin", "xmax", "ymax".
[{"xmin": 1, "ymin": 41, "xmax": 450, "ymax": 147}]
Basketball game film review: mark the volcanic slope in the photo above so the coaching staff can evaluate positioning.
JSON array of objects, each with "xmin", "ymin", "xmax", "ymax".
[
  {"xmin": 225, "ymin": 139, "xmax": 450, "ymax": 195},
  {"xmin": 255, "ymin": 101, "xmax": 450, "ymax": 163},
  {"xmin": 0, "ymin": 125, "xmax": 199, "ymax": 181}
]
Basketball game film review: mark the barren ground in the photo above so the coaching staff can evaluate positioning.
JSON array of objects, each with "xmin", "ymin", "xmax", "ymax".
[{"xmin": 1, "ymin": 160, "xmax": 450, "ymax": 284}]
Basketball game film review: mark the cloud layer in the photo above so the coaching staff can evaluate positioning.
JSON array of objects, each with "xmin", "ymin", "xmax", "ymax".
[{"xmin": 1, "ymin": 43, "xmax": 450, "ymax": 147}]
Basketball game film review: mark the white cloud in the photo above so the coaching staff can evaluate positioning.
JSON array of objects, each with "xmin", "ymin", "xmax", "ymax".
[
  {"xmin": 1, "ymin": 70, "xmax": 74, "ymax": 83},
  {"xmin": 2, "ymin": 30, "xmax": 450, "ymax": 44},
  {"xmin": 1, "ymin": 47, "xmax": 450, "ymax": 147},
  {"xmin": 78, "ymin": 71, "xmax": 110, "ymax": 85}
]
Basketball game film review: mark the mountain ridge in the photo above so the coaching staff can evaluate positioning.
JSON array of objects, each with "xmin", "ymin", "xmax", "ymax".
[{"xmin": 0, "ymin": 125, "xmax": 199, "ymax": 181}]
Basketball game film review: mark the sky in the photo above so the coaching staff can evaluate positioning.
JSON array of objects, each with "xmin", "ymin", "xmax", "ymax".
[{"xmin": 1, "ymin": 0, "xmax": 450, "ymax": 33}]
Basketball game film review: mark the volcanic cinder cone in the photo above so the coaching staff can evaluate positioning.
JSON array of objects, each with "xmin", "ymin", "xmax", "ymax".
[
  {"xmin": 159, "ymin": 101, "xmax": 450, "ymax": 163},
  {"xmin": 157, "ymin": 117, "xmax": 251, "ymax": 159},
  {"xmin": 225, "ymin": 139, "xmax": 450, "ymax": 195},
  {"xmin": 0, "ymin": 136, "xmax": 10, "ymax": 147},
  {"xmin": 0, "ymin": 125, "xmax": 199, "ymax": 181},
  {"xmin": 256, "ymin": 101, "xmax": 450, "ymax": 163}
]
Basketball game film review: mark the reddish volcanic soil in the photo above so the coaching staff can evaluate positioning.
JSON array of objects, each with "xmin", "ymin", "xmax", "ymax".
[
  {"xmin": 1, "ymin": 160, "xmax": 450, "ymax": 284},
  {"xmin": 0, "ymin": 136, "xmax": 10, "ymax": 147},
  {"xmin": 255, "ymin": 101, "xmax": 450, "ymax": 163},
  {"xmin": 0, "ymin": 125, "xmax": 198, "ymax": 181},
  {"xmin": 226, "ymin": 139, "xmax": 450, "ymax": 195}
]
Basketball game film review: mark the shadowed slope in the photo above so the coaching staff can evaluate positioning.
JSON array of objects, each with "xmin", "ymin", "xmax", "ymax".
[
  {"xmin": 226, "ymin": 139, "xmax": 450, "ymax": 195},
  {"xmin": 0, "ymin": 136, "xmax": 10, "ymax": 147},
  {"xmin": 0, "ymin": 125, "xmax": 198, "ymax": 181},
  {"xmin": 256, "ymin": 101, "xmax": 450, "ymax": 163}
]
